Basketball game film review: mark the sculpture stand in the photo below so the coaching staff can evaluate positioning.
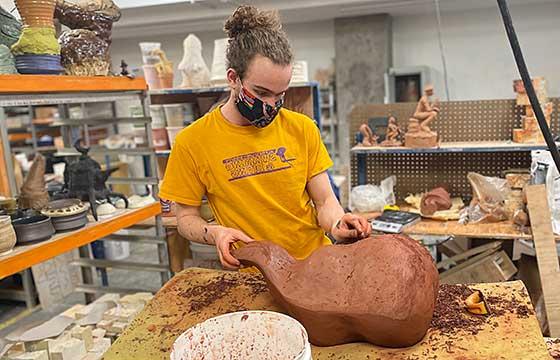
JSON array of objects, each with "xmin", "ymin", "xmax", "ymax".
[{"xmin": 404, "ymin": 118, "xmax": 438, "ymax": 148}]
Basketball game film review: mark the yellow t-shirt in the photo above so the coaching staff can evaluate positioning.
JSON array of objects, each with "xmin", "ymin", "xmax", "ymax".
[{"xmin": 159, "ymin": 106, "xmax": 333, "ymax": 259}]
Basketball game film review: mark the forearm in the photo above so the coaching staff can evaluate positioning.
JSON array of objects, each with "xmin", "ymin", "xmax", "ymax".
[
  {"xmin": 177, "ymin": 214, "xmax": 219, "ymax": 245},
  {"xmin": 315, "ymin": 196, "xmax": 345, "ymax": 233}
]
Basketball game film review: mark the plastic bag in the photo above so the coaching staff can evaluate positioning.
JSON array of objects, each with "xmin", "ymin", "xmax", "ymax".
[
  {"xmin": 459, "ymin": 172, "xmax": 510, "ymax": 224},
  {"xmin": 531, "ymin": 150, "xmax": 560, "ymax": 234},
  {"xmin": 350, "ymin": 176, "xmax": 396, "ymax": 212}
]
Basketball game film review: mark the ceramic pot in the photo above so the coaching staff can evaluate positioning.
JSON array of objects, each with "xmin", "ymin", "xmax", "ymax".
[
  {"xmin": 0, "ymin": 216, "xmax": 17, "ymax": 255},
  {"xmin": 12, "ymin": 213, "xmax": 55, "ymax": 244},
  {"xmin": 15, "ymin": 0, "xmax": 56, "ymax": 28}
]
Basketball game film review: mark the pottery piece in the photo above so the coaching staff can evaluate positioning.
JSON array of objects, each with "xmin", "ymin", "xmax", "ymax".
[
  {"xmin": 0, "ymin": 215, "xmax": 17, "ymax": 255},
  {"xmin": 0, "ymin": 44, "xmax": 17, "ymax": 74},
  {"xmin": 178, "ymin": 34, "xmax": 211, "ymax": 89},
  {"xmin": 41, "ymin": 198, "xmax": 89, "ymax": 231},
  {"xmin": 233, "ymin": 234, "xmax": 439, "ymax": 347},
  {"xmin": 15, "ymin": 0, "xmax": 56, "ymax": 28},
  {"xmin": 0, "ymin": 197, "xmax": 17, "ymax": 214},
  {"xmin": 55, "ymin": 0, "xmax": 121, "ymax": 44},
  {"xmin": 19, "ymin": 153, "xmax": 49, "ymax": 211},
  {"xmin": 15, "ymin": 53, "xmax": 64, "ymax": 74},
  {"xmin": 405, "ymin": 85, "xmax": 439, "ymax": 148},
  {"xmin": 0, "ymin": 6, "xmax": 22, "ymax": 48},
  {"xmin": 138, "ymin": 42, "xmax": 160, "ymax": 65},
  {"xmin": 96, "ymin": 202, "xmax": 116, "ymax": 216},
  {"xmin": 420, "ymin": 187, "xmax": 452, "ymax": 216},
  {"xmin": 12, "ymin": 213, "xmax": 55, "ymax": 244},
  {"xmin": 52, "ymin": 139, "xmax": 128, "ymax": 220},
  {"xmin": 59, "ymin": 29, "xmax": 109, "ymax": 76},
  {"xmin": 127, "ymin": 195, "xmax": 155, "ymax": 209}
]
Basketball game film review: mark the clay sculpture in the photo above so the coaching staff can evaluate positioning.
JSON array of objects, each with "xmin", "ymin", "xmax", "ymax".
[
  {"xmin": 55, "ymin": 0, "xmax": 120, "ymax": 75},
  {"xmin": 52, "ymin": 139, "xmax": 127, "ymax": 220},
  {"xmin": 405, "ymin": 85, "xmax": 440, "ymax": 148},
  {"xmin": 358, "ymin": 123, "xmax": 378, "ymax": 147},
  {"xmin": 512, "ymin": 77, "xmax": 552, "ymax": 144},
  {"xmin": 0, "ymin": 5, "xmax": 22, "ymax": 48},
  {"xmin": 380, "ymin": 115, "xmax": 403, "ymax": 147},
  {"xmin": 19, "ymin": 153, "xmax": 49, "ymax": 210},
  {"xmin": 233, "ymin": 235, "xmax": 439, "ymax": 347},
  {"xmin": 420, "ymin": 187, "xmax": 452, "ymax": 216}
]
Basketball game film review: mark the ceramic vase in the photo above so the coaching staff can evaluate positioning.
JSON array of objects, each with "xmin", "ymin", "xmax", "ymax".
[
  {"xmin": 0, "ymin": 215, "xmax": 17, "ymax": 255},
  {"xmin": 15, "ymin": 0, "xmax": 56, "ymax": 28}
]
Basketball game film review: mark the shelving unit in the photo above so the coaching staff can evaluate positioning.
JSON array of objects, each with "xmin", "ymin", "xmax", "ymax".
[
  {"xmin": 320, "ymin": 86, "xmax": 338, "ymax": 167},
  {"xmin": 0, "ymin": 75, "xmax": 170, "ymax": 306}
]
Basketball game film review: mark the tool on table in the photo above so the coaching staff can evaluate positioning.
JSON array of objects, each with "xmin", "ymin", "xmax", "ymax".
[{"xmin": 371, "ymin": 210, "xmax": 420, "ymax": 234}]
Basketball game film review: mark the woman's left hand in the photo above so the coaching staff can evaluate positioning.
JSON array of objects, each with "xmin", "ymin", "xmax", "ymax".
[{"xmin": 331, "ymin": 214, "xmax": 372, "ymax": 244}]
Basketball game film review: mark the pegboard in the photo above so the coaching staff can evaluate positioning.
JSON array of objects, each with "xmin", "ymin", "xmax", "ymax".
[
  {"xmin": 348, "ymin": 98, "xmax": 559, "ymax": 199},
  {"xmin": 351, "ymin": 151, "xmax": 532, "ymax": 200},
  {"xmin": 348, "ymin": 98, "xmax": 560, "ymax": 144}
]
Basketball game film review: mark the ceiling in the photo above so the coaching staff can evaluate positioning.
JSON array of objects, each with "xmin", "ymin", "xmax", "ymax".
[{"xmin": 112, "ymin": 0, "xmax": 558, "ymax": 39}]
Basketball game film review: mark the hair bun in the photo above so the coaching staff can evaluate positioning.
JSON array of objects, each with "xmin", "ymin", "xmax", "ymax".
[{"xmin": 224, "ymin": 5, "xmax": 282, "ymax": 38}]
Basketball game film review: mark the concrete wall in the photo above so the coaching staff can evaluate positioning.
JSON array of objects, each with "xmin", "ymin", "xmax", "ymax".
[
  {"xmin": 334, "ymin": 14, "xmax": 392, "ymax": 167},
  {"xmin": 393, "ymin": 1, "xmax": 560, "ymax": 100},
  {"xmin": 109, "ymin": 20, "xmax": 336, "ymax": 86}
]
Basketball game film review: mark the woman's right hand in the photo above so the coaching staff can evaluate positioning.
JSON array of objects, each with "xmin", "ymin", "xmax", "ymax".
[{"xmin": 206, "ymin": 226, "xmax": 254, "ymax": 270}]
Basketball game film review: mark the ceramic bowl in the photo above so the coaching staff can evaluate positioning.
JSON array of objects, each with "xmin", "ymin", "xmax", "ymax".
[
  {"xmin": 41, "ymin": 199, "xmax": 89, "ymax": 232},
  {"xmin": 12, "ymin": 211, "xmax": 55, "ymax": 244}
]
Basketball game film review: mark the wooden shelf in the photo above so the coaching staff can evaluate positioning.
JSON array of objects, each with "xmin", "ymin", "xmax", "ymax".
[
  {"xmin": 351, "ymin": 141, "xmax": 551, "ymax": 155},
  {"xmin": 0, "ymin": 75, "xmax": 147, "ymax": 93},
  {"xmin": 0, "ymin": 202, "xmax": 161, "ymax": 279}
]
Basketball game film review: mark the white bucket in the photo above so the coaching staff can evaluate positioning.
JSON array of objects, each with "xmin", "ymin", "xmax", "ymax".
[{"xmin": 170, "ymin": 311, "xmax": 311, "ymax": 360}]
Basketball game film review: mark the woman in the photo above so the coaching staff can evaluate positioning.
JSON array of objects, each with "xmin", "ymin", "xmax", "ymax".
[{"xmin": 160, "ymin": 5, "xmax": 371, "ymax": 270}]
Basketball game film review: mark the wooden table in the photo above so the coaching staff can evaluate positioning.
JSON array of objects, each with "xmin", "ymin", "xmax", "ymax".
[
  {"xmin": 0, "ymin": 203, "xmax": 161, "ymax": 279},
  {"xmin": 105, "ymin": 268, "xmax": 551, "ymax": 360}
]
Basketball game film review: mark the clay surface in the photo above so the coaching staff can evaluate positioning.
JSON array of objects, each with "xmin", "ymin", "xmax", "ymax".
[
  {"xmin": 420, "ymin": 187, "xmax": 452, "ymax": 216},
  {"xmin": 233, "ymin": 235, "xmax": 439, "ymax": 348}
]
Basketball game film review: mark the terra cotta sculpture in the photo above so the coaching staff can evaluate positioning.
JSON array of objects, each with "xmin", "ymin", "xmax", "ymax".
[
  {"xmin": 405, "ymin": 85, "xmax": 440, "ymax": 148},
  {"xmin": 380, "ymin": 115, "xmax": 403, "ymax": 147},
  {"xmin": 359, "ymin": 123, "xmax": 378, "ymax": 147},
  {"xmin": 512, "ymin": 77, "xmax": 551, "ymax": 144},
  {"xmin": 233, "ymin": 235, "xmax": 439, "ymax": 347}
]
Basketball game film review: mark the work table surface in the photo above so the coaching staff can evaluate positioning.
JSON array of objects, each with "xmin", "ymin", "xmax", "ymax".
[{"xmin": 104, "ymin": 268, "xmax": 551, "ymax": 360}]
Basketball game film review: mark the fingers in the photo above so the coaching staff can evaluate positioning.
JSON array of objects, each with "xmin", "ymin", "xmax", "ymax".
[
  {"xmin": 344, "ymin": 216, "xmax": 367, "ymax": 238},
  {"xmin": 233, "ymin": 230, "xmax": 255, "ymax": 244},
  {"xmin": 216, "ymin": 240, "xmax": 240, "ymax": 269},
  {"xmin": 334, "ymin": 227, "xmax": 359, "ymax": 240}
]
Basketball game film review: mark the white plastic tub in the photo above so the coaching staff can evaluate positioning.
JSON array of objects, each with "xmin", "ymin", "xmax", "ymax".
[
  {"xmin": 170, "ymin": 311, "xmax": 311, "ymax": 360},
  {"xmin": 163, "ymin": 104, "xmax": 185, "ymax": 127},
  {"xmin": 149, "ymin": 105, "xmax": 166, "ymax": 128}
]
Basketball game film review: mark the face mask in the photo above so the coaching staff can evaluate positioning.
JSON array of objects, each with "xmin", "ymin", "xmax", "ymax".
[{"xmin": 236, "ymin": 83, "xmax": 284, "ymax": 128}]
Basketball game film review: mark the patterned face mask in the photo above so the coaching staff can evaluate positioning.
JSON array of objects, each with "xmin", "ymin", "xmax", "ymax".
[{"xmin": 235, "ymin": 83, "xmax": 284, "ymax": 128}]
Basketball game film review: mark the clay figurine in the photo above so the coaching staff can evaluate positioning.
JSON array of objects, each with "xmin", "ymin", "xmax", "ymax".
[
  {"xmin": 358, "ymin": 123, "xmax": 378, "ymax": 147},
  {"xmin": 120, "ymin": 59, "xmax": 129, "ymax": 76},
  {"xmin": 19, "ymin": 153, "xmax": 50, "ymax": 211},
  {"xmin": 380, "ymin": 115, "xmax": 403, "ymax": 147},
  {"xmin": 405, "ymin": 85, "xmax": 440, "ymax": 148},
  {"xmin": 178, "ymin": 34, "xmax": 211, "ymax": 89},
  {"xmin": 233, "ymin": 234, "xmax": 439, "ymax": 347}
]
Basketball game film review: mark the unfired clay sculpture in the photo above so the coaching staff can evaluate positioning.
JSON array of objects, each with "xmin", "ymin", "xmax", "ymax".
[
  {"xmin": 233, "ymin": 235, "xmax": 439, "ymax": 347},
  {"xmin": 359, "ymin": 123, "xmax": 378, "ymax": 147},
  {"xmin": 380, "ymin": 116, "xmax": 403, "ymax": 147},
  {"xmin": 512, "ymin": 77, "xmax": 551, "ymax": 144},
  {"xmin": 420, "ymin": 187, "xmax": 452, "ymax": 216},
  {"xmin": 405, "ymin": 85, "xmax": 440, "ymax": 148},
  {"xmin": 178, "ymin": 34, "xmax": 211, "ymax": 89},
  {"xmin": 19, "ymin": 153, "xmax": 49, "ymax": 210}
]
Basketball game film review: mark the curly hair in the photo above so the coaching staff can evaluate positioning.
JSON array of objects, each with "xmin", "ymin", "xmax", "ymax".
[{"xmin": 224, "ymin": 5, "xmax": 293, "ymax": 79}]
